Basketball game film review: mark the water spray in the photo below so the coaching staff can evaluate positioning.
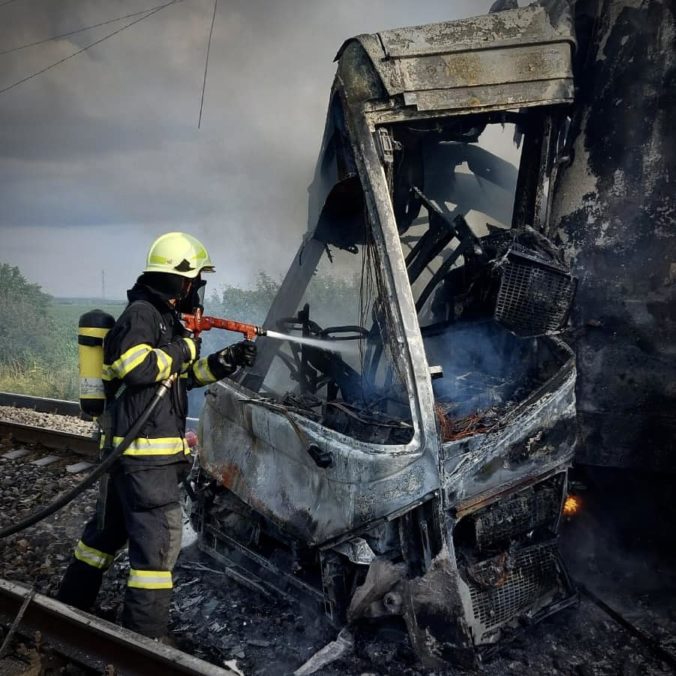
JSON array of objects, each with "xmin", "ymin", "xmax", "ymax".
[
  {"xmin": 265, "ymin": 330, "xmax": 356, "ymax": 354},
  {"xmin": 181, "ymin": 312, "xmax": 355, "ymax": 354}
]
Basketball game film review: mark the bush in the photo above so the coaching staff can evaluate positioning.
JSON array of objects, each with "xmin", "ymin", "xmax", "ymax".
[
  {"xmin": 208, "ymin": 272, "xmax": 279, "ymax": 326},
  {"xmin": 0, "ymin": 264, "xmax": 54, "ymax": 366},
  {"xmin": 0, "ymin": 265, "xmax": 81, "ymax": 399}
]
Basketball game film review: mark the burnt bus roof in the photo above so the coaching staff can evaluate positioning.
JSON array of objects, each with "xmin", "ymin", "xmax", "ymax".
[{"xmin": 335, "ymin": 3, "xmax": 576, "ymax": 114}]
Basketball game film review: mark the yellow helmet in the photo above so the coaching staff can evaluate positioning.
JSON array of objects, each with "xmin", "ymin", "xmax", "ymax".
[{"xmin": 144, "ymin": 232, "xmax": 215, "ymax": 278}]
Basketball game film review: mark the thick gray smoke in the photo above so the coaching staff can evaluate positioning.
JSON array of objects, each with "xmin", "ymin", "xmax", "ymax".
[{"xmin": 0, "ymin": 0, "xmax": 492, "ymax": 298}]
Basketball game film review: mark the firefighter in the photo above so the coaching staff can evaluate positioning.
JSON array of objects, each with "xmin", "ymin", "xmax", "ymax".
[{"xmin": 57, "ymin": 232, "xmax": 256, "ymax": 639}]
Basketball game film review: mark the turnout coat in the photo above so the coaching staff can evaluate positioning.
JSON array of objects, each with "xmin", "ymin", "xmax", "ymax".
[
  {"xmin": 57, "ymin": 280, "xmax": 237, "ymax": 637},
  {"xmin": 101, "ymin": 282, "xmax": 234, "ymax": 465}
]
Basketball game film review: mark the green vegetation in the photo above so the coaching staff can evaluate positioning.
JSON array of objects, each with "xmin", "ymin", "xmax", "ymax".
[
  {"xmin": 208, "ymin": 272, "xmax": 279, "ymax": 325},
  {"xmin": 0, "ymin": 265, "xmax": 280, "ymax": 401},
  {"xmin": 0, "ymin": 265, "xmax": 359, "ymax": 401},
  {"xmin": 0, "ymin": 264, "xmax": 125, "ymax": 400}
]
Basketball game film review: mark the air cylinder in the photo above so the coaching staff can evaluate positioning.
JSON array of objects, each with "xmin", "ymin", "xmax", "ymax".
[{"xmin": 78, "ymin": 309, "xmax": 115, "ymax": 417}]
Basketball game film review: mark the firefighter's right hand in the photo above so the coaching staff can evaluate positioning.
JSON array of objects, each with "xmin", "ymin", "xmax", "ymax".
[
  {"xmin": 217, "ymin": 340, "xmax": 257, "ymax": 368},
  {"xmin": 178, "ymin": 336, "xmax": 200, "ymax": 363}
]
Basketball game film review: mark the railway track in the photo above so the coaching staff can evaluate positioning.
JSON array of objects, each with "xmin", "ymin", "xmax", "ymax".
[
  {"xmin": 0, "ymin": 391, "xmax": 199, "ymax": 460},
  {"xmin": 0, "ymin": 392, "xmax": 228, "ymax": 675},
  {"xmin": 0, "ymin": 391, "xmax": 98, "ymax": 458},
  {"xmin": 0, "ymin": 392, "xmax": 85, "ymax": 418},
  {"xmin": 0, "ymin": 579, "xmax": 236, "ymax": 675}
]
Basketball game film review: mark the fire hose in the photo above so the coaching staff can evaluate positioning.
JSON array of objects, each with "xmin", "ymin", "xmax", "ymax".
[
  {"xmin": 0, "ymin": 375, "xmax": 177, "ymax": 539},
  {"xmin": 0, "ymin": 311, "xmax": 264, "ymax": 540}
]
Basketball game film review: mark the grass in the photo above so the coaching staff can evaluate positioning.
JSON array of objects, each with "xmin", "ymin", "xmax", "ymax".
[
  {"xmin": 0, "ymin": 299, "xmax": 125, "ymax": 401},
  {"xmin": 0, "ymin": 360, "xmax": 78, "ymax": 400}
]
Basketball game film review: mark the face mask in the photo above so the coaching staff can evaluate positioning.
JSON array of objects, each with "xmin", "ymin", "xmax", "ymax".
[{"xmin": 178, "ymin": 277, "xmax": 207, "ymax": 313}]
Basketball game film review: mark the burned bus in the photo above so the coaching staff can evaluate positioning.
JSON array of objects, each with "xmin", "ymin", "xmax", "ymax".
[{"xmin": 192, "ymin": 4, "xmax": 579, "ymax": 666}]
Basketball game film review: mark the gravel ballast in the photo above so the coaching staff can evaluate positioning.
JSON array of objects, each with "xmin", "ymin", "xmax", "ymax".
[
  {"xmin": 0, "ymin": 407, "xmax": 674, "ymax": 675},
  {"xmin": 0, "ymin": 405, "xmax": 98, "ymax": 437}
]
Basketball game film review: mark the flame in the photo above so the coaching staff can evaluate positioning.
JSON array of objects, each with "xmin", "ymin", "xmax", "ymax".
[{"xmin": 563, "ymin": 494, "xmax": 581, "ymax": 516}]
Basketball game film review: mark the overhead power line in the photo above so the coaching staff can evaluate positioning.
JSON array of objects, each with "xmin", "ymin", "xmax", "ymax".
[
  {"xmin": 0, "ymin": 0, "xmax": 23, "ymax": 8},
  {"xmin": 0, "ymin": 0, "xmax": 182, "ymax": 96},
  {"xmin": 0, "ymin": 2, "xmax": 176, "ymax": 57},
  {"xmin": 198, "ymin": 0, "xmax": 218, "ymax": 129}
]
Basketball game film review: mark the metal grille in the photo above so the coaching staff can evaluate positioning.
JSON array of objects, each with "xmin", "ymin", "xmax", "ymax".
[
  {"xmin": 467, "ymin": 542, "xmax": 561, "ymax": 630},
  {"xmin": 495, "ymin": 249, "xmax": 575, "ymax": 336},
  {"xmin": 473, "ymin": 481, "xmax": 562, "ymax": 550}
]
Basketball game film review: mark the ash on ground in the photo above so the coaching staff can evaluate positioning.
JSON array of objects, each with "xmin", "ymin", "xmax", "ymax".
[{"xmin": 1, "ymin": 445, "xmax": 674, "ymax": 675}]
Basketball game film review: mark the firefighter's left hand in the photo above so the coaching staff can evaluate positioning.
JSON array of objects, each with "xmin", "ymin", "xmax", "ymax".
[{"xmin": 217, "ymin": 340, "xmax": 257, "ymax": 368}]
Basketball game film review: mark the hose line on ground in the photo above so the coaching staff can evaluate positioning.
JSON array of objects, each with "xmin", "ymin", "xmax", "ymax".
[{"xmin": 0, "ymin": 375, "xmax": 177, "ymax": 539}]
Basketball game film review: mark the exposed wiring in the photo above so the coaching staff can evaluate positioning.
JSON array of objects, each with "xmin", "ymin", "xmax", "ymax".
[
  {"xmin": 0, "ymin": 0, "xmax": 182, "ymax": 96},
  {"xmin": 0, "ymin": 2, "xmax": 178, "ymax": 57},
  {"xmin": 198, "ymin": 0, "xmax": 218, "ymax": 128}
]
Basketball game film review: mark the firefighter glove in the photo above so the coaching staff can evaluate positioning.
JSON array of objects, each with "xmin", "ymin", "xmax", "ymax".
[
  {"xmin": 177, "ymin": 336, "xmax": 199, "ymax": 363},
  {"xmin": 216, "ymin": 340, "xmax": 257, "ymax": 369}
]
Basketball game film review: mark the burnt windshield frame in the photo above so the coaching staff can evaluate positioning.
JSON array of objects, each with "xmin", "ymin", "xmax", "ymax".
[
  {"xmin": 374, "ymin": 108, "xmax": 573, "ymax": 433},
  {"xmin": 379, "ymin": 108, "xmax": 566, "ymax": 327},
  {"xmin": 240, "ymin": 94, "xmax": 415, "ymax": 445},
  {"xmin": 242, "ymin": 93, "xmax": 356, "ymax": 393}
]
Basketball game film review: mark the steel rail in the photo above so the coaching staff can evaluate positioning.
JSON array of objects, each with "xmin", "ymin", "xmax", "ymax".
[
  {"xmin": 0, "ymin": 579, "xmax": 236, "ymax": 675},
  {"xmin": 0, "ymin": 391, "xmax": 87, "ymax": 419},
  {"xmin": 0, "ymin": 391, "xmax": 199, "ymax": 459},
  {"xmin": 0, "ymin": 420, "xmax": 98, "ymax": 456},
  {"xmin": 0, "ymin": 391, "xmax": 200, "ymax": 428}
]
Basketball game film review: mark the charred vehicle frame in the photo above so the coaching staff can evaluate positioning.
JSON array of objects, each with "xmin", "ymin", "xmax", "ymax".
[{"xmin": 191, "ymin": 4, "xmax": 580, "ymax": 667}]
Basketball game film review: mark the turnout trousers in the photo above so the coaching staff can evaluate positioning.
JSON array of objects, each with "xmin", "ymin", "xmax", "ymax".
[{"xmin": 57, "ymin": 463, "xmax": 183, "ymax": 638}]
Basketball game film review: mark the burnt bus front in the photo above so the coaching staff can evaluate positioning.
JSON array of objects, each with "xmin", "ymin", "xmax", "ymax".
[{"xmin": 194, "ymin": 5, "xmax": 578, "ymax": 666}]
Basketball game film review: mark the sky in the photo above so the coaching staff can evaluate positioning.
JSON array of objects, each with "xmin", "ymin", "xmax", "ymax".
[{"xmin": 0, "ymin": 0, "xmax": 494, "ymax": 299}]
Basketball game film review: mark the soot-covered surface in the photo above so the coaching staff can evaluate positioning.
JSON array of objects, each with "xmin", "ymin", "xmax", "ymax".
[
  {"xmin": 1, "ymin": 438, "xmax": 673, "ymax": 675},
  {"xmin": 166, "ymin": 467, "xmax": 675, "ymax": 676}
]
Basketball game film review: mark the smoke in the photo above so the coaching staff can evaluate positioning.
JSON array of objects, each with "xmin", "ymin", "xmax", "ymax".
[
  {"xmin": 424, "ymin": 320, "xmax": 547, "ymax": 418},
  {"xmin": 0, "ymin": 0, "xmax": 493, "ymax": 298}
]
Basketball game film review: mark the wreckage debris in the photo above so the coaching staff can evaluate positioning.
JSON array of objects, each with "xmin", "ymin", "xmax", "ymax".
[
  {"xmin": 293, "ymin": 627, "xmax": 355, "ymax": 676},
  {"xmin": 191, "ymin": 3, "xmax": 585, "ymax": 669},
  {"xmin": 434, "ymin": 405, "xmax": 497, "ymax": 442}
]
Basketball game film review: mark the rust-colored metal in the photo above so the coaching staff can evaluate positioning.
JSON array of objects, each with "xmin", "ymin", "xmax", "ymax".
[
  {"xmin": 434, "ymin": 407, "xmax": 493, "ymax": 442},
  {"xmin": 216, "ymin": 463, "xmax": 240, "ymax": 491}
]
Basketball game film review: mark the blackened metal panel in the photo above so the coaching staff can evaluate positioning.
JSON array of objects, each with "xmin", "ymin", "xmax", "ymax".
[
  {"xmin": 378, "ymin": 5, "xmax": 574, "ymax": 58},
  {"xmin": 199, "ymin": 380, "xmax": 439, "ymax": 546},
  {"xmin": 550, "ymin": 0, "xmax": 676, "ymax": 470},
  {"xmin": 442, "ymin": 359, "xmax": 577, "ymax": 508},
  {"xmin": 336, "ymin": 5, "xmax": 575, "ymax": 113}
]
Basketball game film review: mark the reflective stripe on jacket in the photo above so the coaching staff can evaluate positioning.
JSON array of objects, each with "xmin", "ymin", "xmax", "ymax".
[{"xmin": 102, "ymin": 283, "xmax": 234, "ymax": 464}]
